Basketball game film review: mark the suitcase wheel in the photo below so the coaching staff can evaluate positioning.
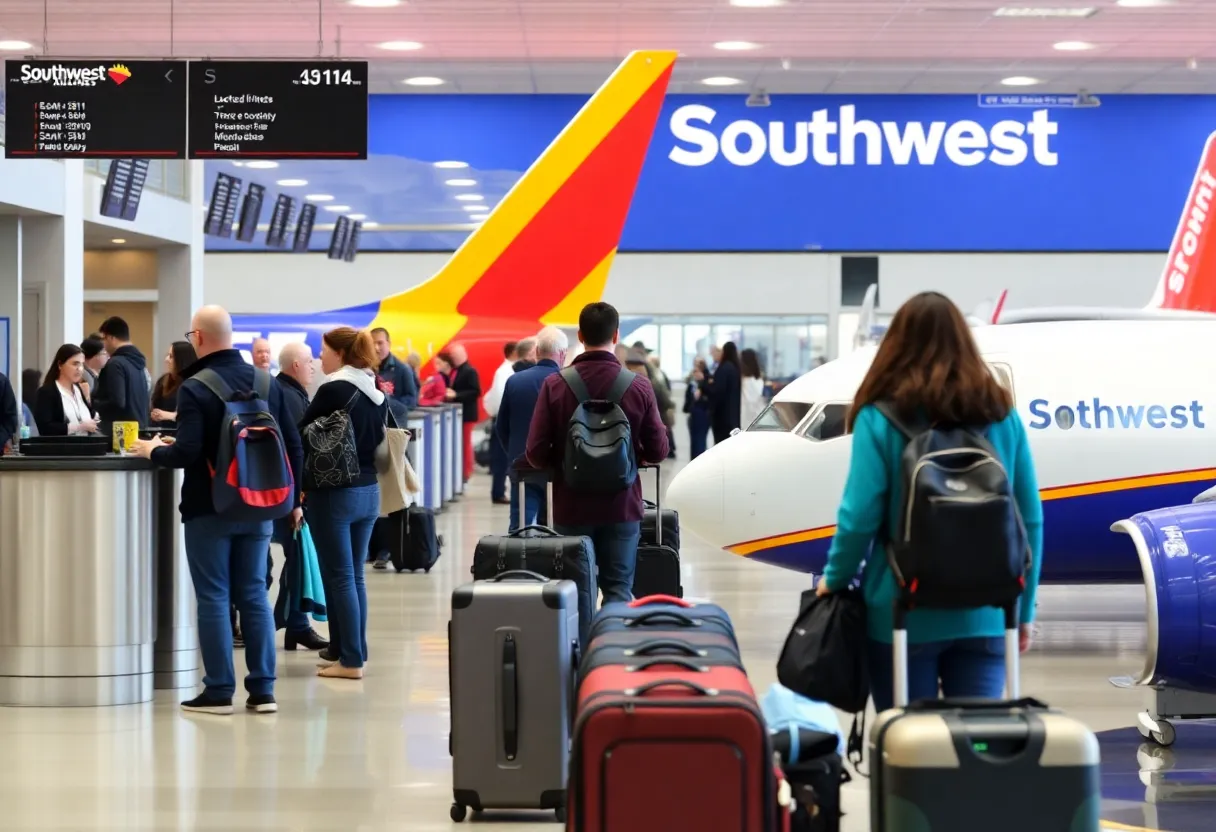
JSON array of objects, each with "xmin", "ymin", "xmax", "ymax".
[
  {"xmin": 450, "ymin": 803, "xmax": 467, "ymax": 823},
  {"xmin": 424, "ymin": 567, "xmax": 432, "ymax": 574},
  {"xmin": 554, "ymin": 806, "xmax": 566, "ymax": 823}
]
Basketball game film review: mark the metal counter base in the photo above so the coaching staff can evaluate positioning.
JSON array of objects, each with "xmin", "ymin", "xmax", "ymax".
[{"xmin": 0, "ymin": 674, "xmax": 153, "ymax": 707}]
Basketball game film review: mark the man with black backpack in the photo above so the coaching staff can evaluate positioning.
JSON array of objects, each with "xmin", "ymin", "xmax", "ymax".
[
  {"xmin": 525, "ymin": 302, "xmax": 669, "ymax": 604},
  {"xmin": 133, "ymin": 305, "xmax": 304, "ymax": 716}
]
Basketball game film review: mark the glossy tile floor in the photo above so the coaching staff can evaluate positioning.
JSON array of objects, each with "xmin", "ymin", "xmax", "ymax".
[{"xmin": 0, "ymin": 462, "xmax": 1199, "ymax": 830}]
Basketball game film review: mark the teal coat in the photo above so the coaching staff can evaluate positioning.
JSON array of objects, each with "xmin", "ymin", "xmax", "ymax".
[{"xmin": 822, "ymin": 404, "xmax": 1044, "ymax": 644}]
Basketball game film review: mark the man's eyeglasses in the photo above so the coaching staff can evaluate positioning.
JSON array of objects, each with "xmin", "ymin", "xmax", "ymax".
[{"xmin": 184, "ymin": 330, "xmax": 200, "ymax": 343}]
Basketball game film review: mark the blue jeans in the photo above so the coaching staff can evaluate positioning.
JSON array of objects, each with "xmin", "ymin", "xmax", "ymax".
[
  {"xmin": 508, "ymin": 473, "xmax": 547, "ymax": 532},
  {"xmin": 307, "ymin": 484, "xmax": 380, "ymax": 668},
  {"xmin": 688, "ymin": 408, "xmax": 710, "ymax": 460},
  {"xmin": 183, "ymin": 514, "xmax": 276, "ymax": 698},
  {"xmin": 866, "ymin": 637, "xmax": 1006, "ymax": 713},
  {"xmin": 272, "ymin": 517, "xmax": 311, "ymax": 634},
  {"xmin": 554, "ymin": 521, "xmax": 641, "ymax": 605}
]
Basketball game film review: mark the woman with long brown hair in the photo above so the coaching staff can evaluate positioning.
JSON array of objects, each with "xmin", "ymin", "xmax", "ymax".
[
  {"xmin": 815, "ymin": 291, "xmax": 1043, "ymax": 712},
  {"xmin": 150, "ymin": 340, "xmax": 198, "ymax": 428}
]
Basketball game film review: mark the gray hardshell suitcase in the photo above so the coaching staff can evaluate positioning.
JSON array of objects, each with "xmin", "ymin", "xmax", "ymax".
[
  {"xmin": 448, "ymin": 571, "xmax": 579, "ymax": 824},
  {"xmin": 869, "ymin": 608, "xmax": 1101, "ymax": 831}
]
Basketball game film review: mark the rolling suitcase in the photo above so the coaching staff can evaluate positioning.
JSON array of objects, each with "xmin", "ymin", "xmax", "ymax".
[
  {"xmin": 868, "ymin": 605, "xmax": 1102, "ymax": 832},
  {"xmin": 588, "ymin": 595, "xmax": 738, "ymax": 651},
  {"xmin": 383, "ymin": 504, "xmax": 442, "ymax": 573},
  {"xmin": 569, "ymin": 657, "xmax": 780, "ymax": 832},
  {"xmin": 472, "ymin": 476, "xmax": 597, "ymax": 649},
  {"xmin": 448, "ymin": 570, "xmax": 580, "ymax": 824},
  {"xmin": 632, "ymin": 465, "xmax": 683, "ymax": 599},
  {"xmin": 580, "ymin": 631, "xmax": 743, "ymax": 678}
]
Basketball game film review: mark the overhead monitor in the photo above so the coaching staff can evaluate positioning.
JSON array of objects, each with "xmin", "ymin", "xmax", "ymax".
[
  {"xmin": 99, "ymin": 159, "xmax": 151, "ymax": 221},
  {"xmin": 265, "ymin": 194, "xmax": 296, "ymax": 248},
  {"xmin": 293, "ymin": 202, "xmax": 318, "ymax": 252},
  {"xmin": 235, "ymin": 183, "xmax": 266, "ymax": 243},
  {"xmin": 343, "ymin": 220, "xmax": 363, "ymax": 262},
  {"xmin": 327, "ymin": 215, "xmax": 352, "ymax": 260},
  {"xmin": 203, "ymin": 172, "xmax": 242, "ymax": 238}
]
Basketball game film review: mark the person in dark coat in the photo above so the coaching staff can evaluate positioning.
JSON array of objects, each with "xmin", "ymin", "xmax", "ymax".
[
  {"xmin": 684, "ymin": 358, "xmax": 712, "ymax": 460},
  {"xmin": 370, "ymin": 328, "xmax": 418, "ymax": 411},
  {"xmin": 0, "ymin": 370, "xmax": 19, "ymax": 452},
  {"xmin": 150, "ymin": 341, "xmax": 198, "ymax": 429},
  {"xmin": 496, "ymin": 327, "xmax": 567, "ymax": 530},
  {"xmin": 94, "ymin": 316, "xmax": 151, "ymax": 436},
  {"xmin": 709, "ymin": 341, "xmax": 742, "ymax": 445},
  {"xmin": 132, "ymin": 306, "xmax": 304, "ymax": 716},
  {"xmin": 33, "ymin": 344, "xmax": 99, "ymax": 437},
  {"xmin": 444, "ymin": 343, "xmax": 482, "ymax": 483}
]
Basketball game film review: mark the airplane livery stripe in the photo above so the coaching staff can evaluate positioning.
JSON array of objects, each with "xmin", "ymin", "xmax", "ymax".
[
  {"xmin": 374, "ymin": 50, "xmax": 677, "ymax": 319},
  {"xmin": 726, "ymin": 467, "xmax": 1216, "ymax": 556}
]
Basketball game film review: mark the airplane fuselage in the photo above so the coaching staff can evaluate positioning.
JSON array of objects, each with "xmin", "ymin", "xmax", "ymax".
[{"xmin": 666, "ymin": 319, "xmax": 1216, "ymax": 585}]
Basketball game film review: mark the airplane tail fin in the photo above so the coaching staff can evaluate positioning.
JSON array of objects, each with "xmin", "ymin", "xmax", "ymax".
[
  {"xmin": 1147, "ymin": 131, "xmax": 1216, "ymax": 312},
  {"xmin": 378, "ymin": 50, "xmax": 677, "ymax": 326}
]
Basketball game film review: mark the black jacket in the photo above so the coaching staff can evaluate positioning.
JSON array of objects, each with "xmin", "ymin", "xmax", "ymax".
[
  {"xmin": 448, "ymin": 362, "xmax": 482, "ymax": 423},
  {"xmin": 0, "ymin": 371, "xmax": 18, "ymax": 450},
  {"xmin": 275, "ymin": 372, "xmax": 311, "ymax": 429},
  {"xmin": 300, "ymin": 379, "xmax": 388, "ymax": 489},
  {"xmin": 710, "ymin": 360, "xmax": 742, "ymax": 433},
  {"xmin": 33, "ymin": 382, "xmax": 92, "ymax": 436},
  {"xmin": 150, "ymin": 375, "xmax": 180, "ymax": 429},
  {"xmin": 94, "ymin": 344, "xmax": 151, "ymax": 434},
  {"xmin": 150, "ymin": 349, "xmax": 305, "ymax": 522},
  {"xmin": 375, "ymin": 354, "xmax": 418, "ymax": 410},
  {"xmin": 512, "ymin": 359, "xmax": 536, "ymax": 372}
]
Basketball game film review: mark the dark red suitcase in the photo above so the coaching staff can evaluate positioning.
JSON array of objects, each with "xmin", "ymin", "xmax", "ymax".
[{"xmin": 569, "ymin": 661, "xmax": 779, "ymax": 832}]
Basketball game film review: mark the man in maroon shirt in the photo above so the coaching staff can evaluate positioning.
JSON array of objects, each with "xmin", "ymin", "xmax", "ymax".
[{"xmin": 525, "ymin": 302, "xmax": 669, "ymax": 604}]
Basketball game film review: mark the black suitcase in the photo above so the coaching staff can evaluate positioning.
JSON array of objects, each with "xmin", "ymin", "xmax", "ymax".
[
  {"xmin": 471, "ymin": 478, "xmax": 598, "ymax": 648},
  {"xmin": 579, "ymin": 632, "xmax": 744, "ymax": 677},
  {"xmin": 641, "ymin": 499, "xmax": 680, "ymax": 553},
  {"xmin": 632, "ymin": 465, "xmax": 683, "ymax": 599},
  {"xmin": 384, "ymin": 504, "xmax": 443, "ymax": 573}
]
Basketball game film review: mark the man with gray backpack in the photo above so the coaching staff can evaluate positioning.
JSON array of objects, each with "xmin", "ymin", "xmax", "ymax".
[{"xmin": 524, "ymin": 302, "xmax": 669, "ymax": 604}]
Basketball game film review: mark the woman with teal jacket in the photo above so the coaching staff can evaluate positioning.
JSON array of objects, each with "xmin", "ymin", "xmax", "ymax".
[{"xmin": 817, "ymin": 291, "xmax": 1044, "ymax": 712}]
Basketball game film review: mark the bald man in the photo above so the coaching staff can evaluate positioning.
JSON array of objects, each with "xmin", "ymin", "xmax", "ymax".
[
  {"xmin": 133, "ymin": 305, "xmax": 304, "ymax": 716},
  {"xmin": 251, "ymin": 337, "xmax": 273, "ymax": 371}
]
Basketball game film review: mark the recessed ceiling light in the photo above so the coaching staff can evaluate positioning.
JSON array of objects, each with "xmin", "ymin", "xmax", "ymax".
[
  {"xmin": 714, "ymin": 41, "xmax": 760, "ymax": 51},
  {"xmin": 305, "ymin": 194, "xmax": 334, "ymax": 201},
  {"xmin": 434, "ymin": 160, "xmax": 468, "ymax": 169},
  {"xmin": 701, "ymin": 76, "xmax": 744, "ymax": 86},
  {"xmin": 1053, "ymin": 40, "xmax": 1095, "ymax": 51},
  {"xmin": 362, "ymin": 221, "xmax": 380, "ymax": 228},
  {"xmin": 276, "ymin": 178, "xmax": 308, "ymax": 186},
  {"xmin": 729, "ymin": 0, "xmax": 786, "ymax": 7},
  {"xmin": 444, "ymin": 178, "xmax": 477, "ymax": 186},
  {"xmin": 111, "ymin": 238, "xmax": 126, "ymax": 244},
  {"xmin": 244, "ymin": 160, "xmax": 279, "ymax": 169},
  {"xmin": 462, "ymin": 204, "xmax": 486, "ymax": 212},
  {"xmin": 231, "ymin": 161, "xmax": 245, "ymax": 167},
  {"xmin": 348, "ymin": 0, "xmax": 401, "ymax": 7},
  {"xmin": 455, "ymin": 194, "xmax": 484, "ymax": 201},
  {"xmin": 348, "ymin": 213, "xmax": 367, "ymax": 220},
  {"xmin": 0, "ymin": 40, "xmax": 32, "ymax": 51},
  {"xmin": 403, "ymin": 76, "xmax": 445, "ymax": 86},
  {"xmin": 1001, "ymin": 75, "xmax": 1042, "ymax": 86},
  {"xmin": 994, "ymin": 6, "xmax": 1096, "ymax": 16},
  {"xmin": 323, "ymin": 205, "xmax": 353, "ymax": 212},
  {"xmin": 377, "ymin": 40, "xmax": 423, "ymax": 51},
  {"xmin": 1116, "ymin": 0, "xmax": 1173, "ymax": 6}
]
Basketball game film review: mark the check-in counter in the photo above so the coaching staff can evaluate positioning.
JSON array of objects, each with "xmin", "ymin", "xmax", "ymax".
[
  {"xmin": 407, "ymin": 410, "xmax": 442, "ymax": 511},
  {"xmin": 449, "ymin": 404, "xmax": 465, "ymax": 497},
  {"xmin": 439, "ymin": 405, "xmax": 455, "ymax": 505},
  {"xmin": 154, "ymin": 468, "xmax": 198, "ymax": 689},
  {"xmin": 0, "ymin": 455, "xmax": 156, "ymax": 706}
]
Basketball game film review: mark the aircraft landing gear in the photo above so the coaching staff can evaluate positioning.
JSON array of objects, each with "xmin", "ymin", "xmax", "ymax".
[{"xmin": 1137, "ymin": 711, "xmax": 1177, "ymax": 748}]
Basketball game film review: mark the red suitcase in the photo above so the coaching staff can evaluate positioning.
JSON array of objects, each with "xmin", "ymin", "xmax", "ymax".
[{"xmin": 569, "ymin": 658, "xmax": 779, "ymax": 832}]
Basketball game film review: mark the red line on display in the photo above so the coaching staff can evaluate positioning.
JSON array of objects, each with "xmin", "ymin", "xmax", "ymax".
[{"xmin": 191, "ymin": 151, "xmax": 362, "ymax": 157}]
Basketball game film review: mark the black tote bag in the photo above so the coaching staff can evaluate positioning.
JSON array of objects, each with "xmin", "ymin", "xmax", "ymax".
[{"xmin": 777, "ymin": 587, "xmax": 871, "ymax": 714}]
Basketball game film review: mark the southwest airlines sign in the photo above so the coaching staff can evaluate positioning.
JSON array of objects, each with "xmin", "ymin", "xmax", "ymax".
[{"xmin": 204, "ymin": 92, "xmax": 1216, "ymax": 253}]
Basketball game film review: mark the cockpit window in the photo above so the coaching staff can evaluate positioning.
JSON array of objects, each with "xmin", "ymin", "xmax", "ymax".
[
  {"xmin": 802, "ymin": 403, "xmax": 851, "ymax": 442},
  {"xmin": 747, "ymin": 401, "xmax": 813, "ymax": 432}
]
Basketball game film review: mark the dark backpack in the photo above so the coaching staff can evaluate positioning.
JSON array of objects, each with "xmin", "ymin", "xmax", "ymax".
[
  {"xmin": 300, "ymin": 391, "xmax": 361, "ymax": 491},
  {"xmin": 876, "ymin": 401, "xmax": 1030, "ymax": 612},
  {"xmin": 193, "ymin": 368, "xmax": 294, "ymax": 522},
  {"xmin": 560, "ymin": 367, "xmax": 638, "ymax": 493}
]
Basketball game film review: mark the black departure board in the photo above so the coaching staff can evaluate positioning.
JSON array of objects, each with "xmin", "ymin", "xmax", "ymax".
[
  {"xmin": 293, "ymin": 202, "xmax": 318, "ymax": 252},
  {"xmin": 100, "ymin": 159, "xmax": 151, "ymax": 220},
  {"xmin": 204, "ymin": 173, "xmax": 242, "ymax": 238},
  {"xmin": 236, "ymin": 183, "xmax": 266, "ymax": 243},
  {"xmin": 188, "ymin": 61, "xmax": 368, "ymax": 160},
  {"xmin": 3, "ymin": 60, "xmax": 186, "ymax": 159},
  {"xmin": 265, "ymin": 194, "xmax": 296, "ymax": 248}
]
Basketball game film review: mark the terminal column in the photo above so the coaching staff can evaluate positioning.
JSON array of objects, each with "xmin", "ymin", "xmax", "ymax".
[
  {"xmin": 0, "ymin": 218, "xmax": 23, "ymax": 397},
  {"xmin": 21, "ymin": 160, "xmax": 85, "ymax": 368},
  {"xmin": 155, "ymin": 160, "xmax": 205, "ymax": 358}
]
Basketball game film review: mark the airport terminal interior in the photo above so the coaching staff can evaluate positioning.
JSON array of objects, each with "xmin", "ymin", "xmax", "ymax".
[{"xmin": 3, "ymin": 0, "xmax": 1216, "ymax": 830}]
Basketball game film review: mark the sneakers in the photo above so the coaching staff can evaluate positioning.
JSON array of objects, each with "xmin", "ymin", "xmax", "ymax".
[
  {"xmin": 180, "ymin": 692, "xmax": 278, "ymax": 715},
  {"xmin": 180, "ymin": 693, "xmax": 234, "ymax": 715},
  {"xmin": 246, "ymin": 694, "xmax": 278, "ymax": 714}
]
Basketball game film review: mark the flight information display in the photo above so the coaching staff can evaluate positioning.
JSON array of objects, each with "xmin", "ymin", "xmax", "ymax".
[
  {"xmin": 3, "ymin": 60, "xmax": 187, "ymax": 159},
  {"xmin": 187, "ymin": 61, "xmax": 368, "ymax": 160}
]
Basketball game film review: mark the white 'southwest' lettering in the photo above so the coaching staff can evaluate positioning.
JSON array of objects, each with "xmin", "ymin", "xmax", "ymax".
[
  {"xmin": 1166, "ymin": 168, "xmax": 1216, "ymax": 296},
  {"xmin": 667, "ymin": 104, "xmax": 1059, "ymax": 168}
]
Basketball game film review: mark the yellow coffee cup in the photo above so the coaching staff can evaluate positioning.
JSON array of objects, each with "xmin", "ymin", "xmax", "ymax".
[{"xmin": 112, "ymin": 421, "xmax": 139, "ymax": 453}]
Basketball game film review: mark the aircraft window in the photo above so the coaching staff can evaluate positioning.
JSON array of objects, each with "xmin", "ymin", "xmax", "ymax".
[
  {"xmin": 803, "ymin": 403, "xmax": 852, "ymax": 441},
  {"xmin": 747, "ymin": 402, "xmax": 812, "ymax": 432}
]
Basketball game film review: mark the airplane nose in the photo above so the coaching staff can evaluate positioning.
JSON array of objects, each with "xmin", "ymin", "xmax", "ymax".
[{"xmin": 666, "ymin": 453, "xmax": 725, "ymax": 545}]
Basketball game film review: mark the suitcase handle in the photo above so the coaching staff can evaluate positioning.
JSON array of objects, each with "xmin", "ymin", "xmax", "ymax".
[
  {"xmin": 626, "ymin": 679, "xmax": 717, "ymax": 698},
  {"xmin": 490, "ymin": 570, "xmax": 550, "ymax": 583},
  {"xmin": 628, "ymin": 594, "xmax": 691, "ymax": 609},
  {"xmin": 625, "ymin": 611, "xmax": 698, "ymax": 628},
  {"xmin": 905, "ymin": 697, "xmax": 1049, "ymax": 713},
  {"xmin": 627, "ymin": 639, "xmax": 705, "ymax": 658},
  {"xmin": 508, "ymin": 524, "xmax": 560, "ymax": 538},
  {"xmin": 627, "ymin": 657, "xmax": 707, "ymax": 673},
  {"xmin": 502, "ymin": 634, "xmax": 519, "ymax": 761}
]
